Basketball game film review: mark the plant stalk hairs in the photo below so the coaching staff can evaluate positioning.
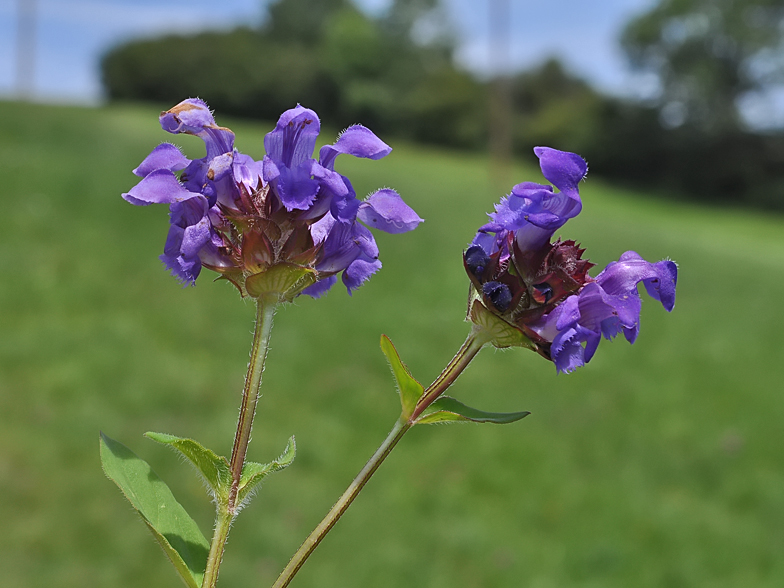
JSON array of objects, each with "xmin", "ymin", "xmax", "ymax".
[{"xmin": 100, "ymin": 99, "xmax": 677, "ymax": 588}]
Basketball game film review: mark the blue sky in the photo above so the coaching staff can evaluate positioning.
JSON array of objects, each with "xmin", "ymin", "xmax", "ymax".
[{"xmin": 0, "ymin": 0, "xmax": 656, "ymax": 103}]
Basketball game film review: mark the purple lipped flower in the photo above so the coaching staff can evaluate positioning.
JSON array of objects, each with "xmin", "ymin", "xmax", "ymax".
[
  {"xmin": 464, "ymin": 147, "xmax": 677, "ymax": 373},
  {"xmin": 122, "ymin": 98, "xmax": 422, "ymax": 299},
  {"xmin": 260, "ymin": 105, "xmax": 422, "ymax": 296}
]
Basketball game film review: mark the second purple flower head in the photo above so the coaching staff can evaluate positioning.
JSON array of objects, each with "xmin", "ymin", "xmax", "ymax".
[
  {"xmin": 465, "ymin": 147, "xmax": 677, "ymax": 373},
  {"xmin": 123, "ymin": 99, "xmax": 422, "ymax": 300}
]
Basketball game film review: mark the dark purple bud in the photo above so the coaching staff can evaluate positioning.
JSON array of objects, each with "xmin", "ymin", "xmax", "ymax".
[
  {"xmin": 465, "ymin": 245, "xmax": 491, "ymax": 279},
  {"xmin": 483, "ymin": 281, "xmax": 512, "ymax": 312}
]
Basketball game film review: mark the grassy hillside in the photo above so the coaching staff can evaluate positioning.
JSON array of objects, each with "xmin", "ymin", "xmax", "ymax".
[{"xmin": 1, "ymin": 99, "xmax": 783, "ymax": 588}]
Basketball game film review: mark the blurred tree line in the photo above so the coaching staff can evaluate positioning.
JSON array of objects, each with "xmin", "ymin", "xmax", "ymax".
[{"xmin": 102, "ymin": 0, "xmax": 784, "ymax": 209}]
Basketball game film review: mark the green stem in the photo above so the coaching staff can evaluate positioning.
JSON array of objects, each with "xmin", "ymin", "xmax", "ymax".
[
  {"xmin": 228, "ymin": 296, "xmax": 277, "ymax": 501},
  {"xmin": 203, "ymin": 507, "xmax": 232, "ymax": 588},
  {"xmin": 410, "ymin": 329, "xmax": 487, "ymax": 421},
  {"xmin": 271, "ymin": 330, "xmax": 486, "ymax": 588},
  {"xmin": 271, "ymin": 420, "xmax": 410, "ymax": 588},
  {"xmin": 203, "ymin": 295, "xmax": 277, "ymax": 588}
]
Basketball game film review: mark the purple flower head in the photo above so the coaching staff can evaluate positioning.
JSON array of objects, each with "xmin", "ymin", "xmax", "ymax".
[
  {"xmin": 465, "ymin": 147, "xmax": 677, "ymax": 373},
  {"xmin": 122, "ymin": 99, "xmax": 422, "ymax": 299}
]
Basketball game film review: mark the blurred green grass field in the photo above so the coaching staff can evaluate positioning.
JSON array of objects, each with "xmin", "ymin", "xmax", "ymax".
[{"xmin": 1, "ymin": 100, "xmax": 783, "ymax": 588}]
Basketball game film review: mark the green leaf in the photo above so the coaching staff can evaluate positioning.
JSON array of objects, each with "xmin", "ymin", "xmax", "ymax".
[
  {"xmin": 236, "ymin": 436, "xmax": 296, "ymax": 508},
  {"xmin": 99, "ymin": 432, "xmax": 209, "ymax": 588},
  {"xmin": 144, "ymin": 432, "xmax": 232, "ymax": 502},
  {"xmin": 380, "ymin": 334, "xmax": 424, "ymax": 418},
  {"xmin": 414, "ymin": 396, "xmax": 531, "ymax": 425}
]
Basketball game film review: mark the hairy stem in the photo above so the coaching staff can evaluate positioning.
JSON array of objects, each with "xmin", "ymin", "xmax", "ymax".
[
  {"xmin": 271, "ymin": 330, "xmax": 486, "ymax": 588},
  {"xmin": 203, "ymin": 295, "xmax": 277, "ymax": 588},
  {"xmin": 202, "ymin": 507, "xmax": 232, "ymax": 588}
]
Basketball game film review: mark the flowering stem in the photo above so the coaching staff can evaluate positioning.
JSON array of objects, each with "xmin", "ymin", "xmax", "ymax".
[
  {"xmin": 271, "ymin": 330, "xmax": 486, "ymax": 588},
  {"xmin": 410, "ymin": 328, "xmax": 488, "ymax": 421},
  {"xmin": 203, "ymin": 295, "xmax": 277, "ymax": 588}
]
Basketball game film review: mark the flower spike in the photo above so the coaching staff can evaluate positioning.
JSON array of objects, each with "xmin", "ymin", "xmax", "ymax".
[{"xmin": 465, "ymin": 147, "xmax": 677, "ymax": 373}]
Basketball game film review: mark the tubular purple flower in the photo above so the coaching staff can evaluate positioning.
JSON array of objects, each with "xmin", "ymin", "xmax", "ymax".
[
  {"xmin": 465, "ymin": 147, "xmax": 677, "ymax": 373},
  {"xmin": 528, "ymin": 255, "xmax": 678, "ymax": 373},
  {"xmin": 260, "ymin": 105, "xmax": 421, "ymax": 295},
  {"xmin": 122, "ymin": 99, "xmax": 422, "ymax": 297},
  {"xmin": 473, "ymin": 147, "xmax": 586, "ymax": 256}
]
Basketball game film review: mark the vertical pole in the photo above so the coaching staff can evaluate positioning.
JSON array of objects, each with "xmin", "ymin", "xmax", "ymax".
[
  {"xmin": 16, "ymin": 0, "xmax": 37, "ymax": 99},
  {"xmin": 488, "ymin": 0, "xmax": 512, "ymax": 195}
]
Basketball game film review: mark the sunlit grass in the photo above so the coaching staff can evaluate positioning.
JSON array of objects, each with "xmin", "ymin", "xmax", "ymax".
[{"xmin": 1, "ymin": 99, "xmax": 783, "ymax": 588}]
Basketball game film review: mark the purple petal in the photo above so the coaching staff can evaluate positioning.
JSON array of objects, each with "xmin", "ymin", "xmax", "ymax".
[
  {"xmin": 123, "ymin": 169, "xmax": 201, "ymax": 206},
  {"xmin": 489, "ymin": 170, "xmax": 582, "ymax": 251},
  {"xmin": 302, "ymin": 275, "xmax": 338, "ymax": 298},
  {"xmin": 643, "ymin": 260, "xmax": 678, "ymax": 312},
  {"xmin": 331, "ymin": 194, "xmax": 361, "ymax": 224},
  {"xmin": 198, "ymin": 236, "xmax": 235, "ymax": 270},
  {"xmin": 554, "ymin": 294, "xmax": 582, "ymax": 332},
  {"xmin": 492, "ymin": 184, "xmax": 556, "ymax": 230},
  {"xmin": 160, "ymin": 99, "xmax": 235, "ymax": 160},
  {"xmin": 317, "ymin": 222, "xmax": 378, "ymax": 273},
  {"xmin": 298, "ymin": 188, "xmax": 333, "ymax": 221},
  {"xmin": 533, "ymin": 147, "xmax": 587, "ymax": 193},
  {"xmin": 352, "ymin": 222, "xmax": 379, "ymax": 258},
  {"xmin": 573, "ymin": 284, "xmax": 616, "ymax": 330},
  {"xmin": 270, "ymin": 159, "xmax": 320, "ymax": 211},
  {"xmin": 310, "ymin": 212, "xmax": 336, "ymax": 245},
  {"xmin": 177, "ymin": 216, "xmax": 212, "ymax": 259},
  {"xmin": 262, "ymin": 156, "xmax": 281, "ymax": 184},
  {"xmin": 180, "ymin": 158, "xmax": 209, "ymax": 193},
  {"xmin": 471, "ymin": 230, "xmax": 502, "ymax": 256},
  {"xmin": 551, "ymin": 323, "xmax": 596, "ymax": 374},
  {"xmin": 599, "ymin": 294, "xmax": 642, "ymax": 343},
  {"xmin": 133, "ymin": 143, "xmax": 190, "ymax": 178},
  {"xmin": 169, "ymin": 196, "xmax": 209, "ymax": 229},
  {"xmin": 310, "ymin": 163, "xmax": 349, "ymax": 199},
  {"xmin": 160, "ymin": 223, "xmax": 210, "ymax": 286},
  {"xmin": 160, "ymin": 249, "xmax": 202, "ymax": 286},
  {"xmin": 316, "ymin": 222, "xmax": 362, "ymax": 272},
  {"xmin": 208, "ymin": 152, "xmax": 240, "ymax": 208},
  {"xmin": 342, "ymin": 255, "xmax": 382, "ymax": 294},
  {"xmin": 233, "ymin": 153, "xmax": 264, "ymax": 193},
  {"xmin": 296, "ymin": 168, "xmax": 351, "ymax": 222},
  {"xmin": 159, "ymin": 198, "xmax": 213, "ymax": 285},
  {"xmin": 319, "ymin": 125, "xmax": 391, "ymax": 170},
  {"xmin": 596, "ymin": 251, "xmax": 678, "ymax": 312},
  {"xmin": 570, "ymin": 285, "xmax": 617, "ymax": 361},
  {"xmin": 264, "ymin": 105, "xmax": 320, "ymax": 168},
  {"xmin": 160, "ymin": 98, "xmax": 215, "ymax": 133},
  {"xmin": 357, "ymin": 189, "xmax": 423, "ymax": 234}
]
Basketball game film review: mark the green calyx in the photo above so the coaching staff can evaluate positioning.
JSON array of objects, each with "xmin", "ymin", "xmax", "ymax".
[
  {"xmin": 244, "ymin": 263, "xmax": 318, "ymax": 301},
  {"xmin": 468, "ymin": 298, "xmax": 538, "ymax": 350}
]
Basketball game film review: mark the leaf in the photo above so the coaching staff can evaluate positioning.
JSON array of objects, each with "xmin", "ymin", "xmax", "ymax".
[
  {"xmin": 236, "ymin": 436, "xmax": 296, "ymax": 508},
  {"xmin": 99, "ymin": 432, "xmax": 209, "ymax": 588},
  {"xmin": 380, "ymin": 334, "xmax": 424, "ymax": 418},
  {"xmin": 144, "ymin": 432, "xmax": 231, "ymax": 502},
  {"xmin": 414, "ymin": 396, "xmax": 531, "ymax": 425}
]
